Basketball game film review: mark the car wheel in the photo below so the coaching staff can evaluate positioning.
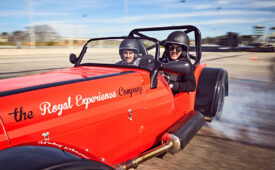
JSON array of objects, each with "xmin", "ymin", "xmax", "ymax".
[
  {"xmin": 42, "ymin": 160, "xmax": 114, "ymax": 170},
  {"xmin": 215, "ymin": 81, "xmax": 225, "ymax": 120},
  {"xmin": 195, "ymin": 68, "xmax": 228, "ymax": 118}
]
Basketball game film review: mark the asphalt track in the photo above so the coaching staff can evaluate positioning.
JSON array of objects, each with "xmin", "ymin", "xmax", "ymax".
[{"xmin": 0, "ymin": 48, "xmax": 274, "ymax": 169}]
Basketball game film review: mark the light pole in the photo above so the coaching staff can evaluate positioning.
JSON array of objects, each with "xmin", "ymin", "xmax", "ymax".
[
  {"xmin": 28, "ymin": 0, "xmax": 36, "ymax": 48},
  {"xmin": 124, "ymin": 0, "xmax": 128, "ymax": 33}
]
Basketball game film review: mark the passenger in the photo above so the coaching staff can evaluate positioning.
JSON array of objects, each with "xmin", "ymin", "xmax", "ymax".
[
  {"xmin": 160, "ymin": 31, "xmax": 196, "ymax": 94},
  {"xmin": 117, "ymin": 39, "xmax": 142, "ymax": 66}
]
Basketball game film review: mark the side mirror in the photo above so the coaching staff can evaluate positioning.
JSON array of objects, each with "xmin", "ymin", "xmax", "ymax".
[
  {"xmin": 160, "ymin": 60, "xmax": 191, "ymax": 74},
  {"xmin": 69, "ymin": 53, "xmax": 78, "ymax": 64}
]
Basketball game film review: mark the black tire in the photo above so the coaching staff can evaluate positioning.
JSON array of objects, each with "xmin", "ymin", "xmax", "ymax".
[
  {"xmin": 42, "ymin": 160, "xmax": 114, "ymax": 170},
  {"xmin": 208, "ymin": 72, "xmax": 226, "ymax": 118},
  {"xmin": 213, "ymin": 80, "xmax": 225, "ymax": 120},
  {"xmin": 195, "ymin": 68, "xmax": 228, "ymax": 118}
]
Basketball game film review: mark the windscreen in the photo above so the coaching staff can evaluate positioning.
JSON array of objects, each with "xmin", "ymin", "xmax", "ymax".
[{"xmin": 80, "ymin": 38, "xmax": 157, "ymax": 70}]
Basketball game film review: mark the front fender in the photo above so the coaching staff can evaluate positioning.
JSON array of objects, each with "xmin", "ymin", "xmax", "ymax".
[
  {"xmin": 0, "ymin": 145, "xmax": 114, "ymax": 170},
  {"xmin": 0, "ymin": 145, "xmax": 81, "ymax": 170}
]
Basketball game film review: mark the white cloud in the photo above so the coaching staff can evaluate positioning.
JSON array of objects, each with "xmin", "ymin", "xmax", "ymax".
[
  {"xmin": 129, "ymin": 0, "xmax": 178, "ymax": 6},
  {"xmin": 196, "ymin": 18, "xmax": 271, "ymax": 25},
  {"xmin": 215, "ymin": 0, "xmax": 275, "ymax": 9},
  {"xmin": 0, "ymin": 10, "xmax": 27, "ymax": 17},
  {"xmin": 26, "ymin": 7, "xmax": 274, "ymax": 37},
  {"xmin": 217, "ymin": 0, "xmax": 231, "ymax": 5},
  {"xmin": 193, "ymin": 4, "xmax": 213, "ymax": 9},
  {"xmin": 251, "ymin": 1, "xmax": 275, "ymax": 8},
  {"xmin": 169, "ymin": 17, "xmax": 275, "ymax": 28},
  {"xmin": 29, "ymin": 19, "xmax": 131, "ymax": 37},
  {"xmin": 29, "ymin": 15, "xmax": 275, "ymax": 38},
  {"xmin": 5, "ymin": 0, "xmax": 274, "ymax": 38},
  {"xmin": 168, "ymin": 0, "xmax": 275, "ymax": 10},
  {"xmin": 0, "ymin": 10, "xmax": 69, "ymax": 17},
  {"xmin": 72, "ymin": 10, "xmax": 274, "ymax": 25},
  {"xmin": 34, "ymin": 0, "xmax": 116, "ymax": 10}
]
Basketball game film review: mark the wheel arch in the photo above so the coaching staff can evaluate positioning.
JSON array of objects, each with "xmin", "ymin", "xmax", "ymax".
[{"xmin": 0, "ymin": 145, "xmax": 114, "ymax": 170}]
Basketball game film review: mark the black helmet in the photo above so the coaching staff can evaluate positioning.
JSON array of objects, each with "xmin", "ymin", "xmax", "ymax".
[
  {"xmin": 119, "ymin": 39, "xmax": 140, "ymax": 59},
  {"xmin": 165, "ymin": 31, "xmax": 190, "ymax": 49},
  {"xmin": 163, "ymin": 31, "xmax": 191, "ymax": 61}
]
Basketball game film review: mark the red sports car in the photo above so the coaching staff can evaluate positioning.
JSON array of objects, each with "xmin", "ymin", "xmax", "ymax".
[{"xmin": 0, "ymin": 25, "xmax": 228, "ymax": 170}]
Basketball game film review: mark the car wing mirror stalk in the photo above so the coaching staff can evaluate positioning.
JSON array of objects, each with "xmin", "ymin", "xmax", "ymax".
[{"xmin": 159, "ymin": 60, "xmax": 191, "ymax": 75}]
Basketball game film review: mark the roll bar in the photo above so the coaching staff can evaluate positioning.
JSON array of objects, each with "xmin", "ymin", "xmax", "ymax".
[{"xmin": 128, "ymin": 25, "xmax": 202, "ymax": 65}]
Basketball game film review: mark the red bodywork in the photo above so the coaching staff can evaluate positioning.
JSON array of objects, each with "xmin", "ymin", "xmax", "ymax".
[{"xmin": 0, "ymin": 64, "xmax": 205, "ymax": 166}]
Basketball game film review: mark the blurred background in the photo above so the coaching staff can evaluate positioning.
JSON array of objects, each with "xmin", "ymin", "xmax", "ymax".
[
  {"xmin": 0, "ymin": 0, "xmax": 274, "ymax": 51},
  {"xmin": 0, "ymin": 0, "xmax": 274, "ymax": 170}
]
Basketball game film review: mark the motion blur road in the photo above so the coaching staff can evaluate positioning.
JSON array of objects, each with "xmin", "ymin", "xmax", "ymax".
[{"xmin": 0, "ymin": 48, "xmax": 274, "ymax": 169}]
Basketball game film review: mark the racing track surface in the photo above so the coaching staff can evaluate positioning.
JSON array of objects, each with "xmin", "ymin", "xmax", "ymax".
[{"xmin": 0, "ymin": 48, "xmax": 274, "ymax": 170}]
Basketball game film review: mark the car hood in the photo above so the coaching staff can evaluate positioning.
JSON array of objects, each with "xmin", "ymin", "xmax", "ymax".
[{"xmin": 0, "ymin": 66, "xmax": 132, "ymax": 94}]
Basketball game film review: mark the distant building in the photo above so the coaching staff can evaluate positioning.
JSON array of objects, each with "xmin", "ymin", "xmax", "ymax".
[
  {"xmin": 218, "ymin": 32, "xmax": 239, "ymax": 47},
  {"xmin": 267, "ymin": 27, "xmax": 275, "ymax": 44},
  {"xmin": 11, "ymin": 31, "xmax": 26, "ymax": 42},
  {"xmin": 239, "ymin": 35, "xmax": 254, "ymax": 46},
  {"xmin": 58, "ymin": 37, "xmax": 89, "ymax": 46},
  {"xmin": 253, "ymin": 25, "xmax": 265, "ymax": 38},
  {"xmin": 26, "ymin": 25, "xmax": 60, "ymax": 42},
  {"xmin": 0, "ymin": 32, "xmax": 9, "ymax": 42},
  {"xmin": 0, "ymin": 36, "xmax": 8, "ymax": 42}
]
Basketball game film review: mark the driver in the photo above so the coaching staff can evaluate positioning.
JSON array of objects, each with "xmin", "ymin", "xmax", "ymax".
[
  {"xmin": 160, "ymin": 31, "xmax": 196, "ymax": 94},
  {"xmin": 117, "ymin": 39, "xmax": 142, "ymax": 66}
]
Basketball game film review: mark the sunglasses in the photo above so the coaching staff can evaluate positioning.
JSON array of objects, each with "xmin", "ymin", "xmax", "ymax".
[{"xmin": 167, "ymin": 45, "xmax": 184, "ymax": 52}]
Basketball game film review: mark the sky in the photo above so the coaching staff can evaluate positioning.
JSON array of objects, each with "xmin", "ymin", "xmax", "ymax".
[{"xmin": 0, "ymin": 0, "xmax": 275, "ymax": 39}]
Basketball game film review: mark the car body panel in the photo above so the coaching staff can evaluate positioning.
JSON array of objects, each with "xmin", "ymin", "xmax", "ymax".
[
  {"xmin": 0, "ymin": 63, "xmax": 205, "ymax": 164},
  {"xmin": 0, "ymin": 66, "xmax": 132, "ymax": 93}
]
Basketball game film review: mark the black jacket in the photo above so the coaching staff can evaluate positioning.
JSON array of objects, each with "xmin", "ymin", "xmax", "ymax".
[{"xmin": 160, "ymin": 56, "xmax": 196, "ymax": 94}]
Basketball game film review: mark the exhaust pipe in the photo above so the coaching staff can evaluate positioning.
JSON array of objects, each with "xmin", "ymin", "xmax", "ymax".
[
  {"xmin": 116, "ymin": 133, "xmax": 180, "ymax": 170},
  {"xmin": 116, "ymin": 111, "xmax": 205, "ymax": 170},
  {"xmin": 165, "ymin": 133, "xmax": 181, "ymax": 154}
]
